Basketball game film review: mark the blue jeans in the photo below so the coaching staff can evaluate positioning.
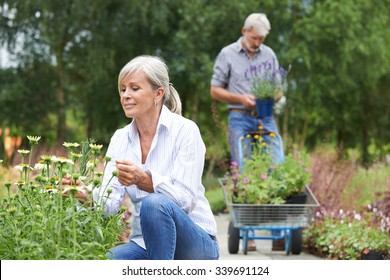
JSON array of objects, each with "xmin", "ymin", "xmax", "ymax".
[
  {"xmin": 228, "ymin": 112, "xmax": 284, "ymax": 166},
  {"xmin": 107, "ymin": 193, "xmax": 219, "ymax": 260}
]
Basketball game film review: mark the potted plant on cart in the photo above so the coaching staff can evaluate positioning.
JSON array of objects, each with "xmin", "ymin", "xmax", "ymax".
[
  {"xmin": 222, "ymin": 134, "xmax": 314, "ymax": 255},
  {"xmin": 226, "ymin": 137, "xmax": 312, "ymax": 205}
]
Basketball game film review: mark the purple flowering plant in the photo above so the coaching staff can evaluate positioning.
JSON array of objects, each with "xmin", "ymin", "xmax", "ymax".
[{"xmin": 249, "ymin": 61, "xmax": 289, "ymax": 100}]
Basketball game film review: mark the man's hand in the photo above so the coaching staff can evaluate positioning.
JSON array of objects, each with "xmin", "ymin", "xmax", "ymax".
[{"xmin": 241, "ymin": 93, "xmax": 256, "ymax": 107}]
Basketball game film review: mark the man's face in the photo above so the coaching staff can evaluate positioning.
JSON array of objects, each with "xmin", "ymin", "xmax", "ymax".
[{"xmin": 242, "ymin": 28, "xmax": 265, "ymax": 54}]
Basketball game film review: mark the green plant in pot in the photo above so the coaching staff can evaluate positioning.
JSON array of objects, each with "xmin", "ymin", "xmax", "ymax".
[{"xmin": 226, "ymin": 134, "xmax": 312, "ymax": 205}]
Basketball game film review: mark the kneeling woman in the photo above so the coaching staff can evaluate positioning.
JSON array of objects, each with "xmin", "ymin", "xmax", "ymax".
[{"xmin": 66, "ymin": 55, "xmax": 219, "ymax": 260}]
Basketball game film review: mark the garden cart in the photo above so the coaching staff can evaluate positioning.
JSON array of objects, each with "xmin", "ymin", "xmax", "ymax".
[
  {"xmin": 220, "ymin": 179, "xmax": 319, "ymax": 255},
  {"xmin": 220, "ymin": 130, "xmax": 320, "ymax": 255}
]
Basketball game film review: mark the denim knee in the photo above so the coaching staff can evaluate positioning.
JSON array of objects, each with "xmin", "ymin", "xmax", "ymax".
[{"xmin": 140, "ymin": 193, "xmax": 171, "ymax": 220}]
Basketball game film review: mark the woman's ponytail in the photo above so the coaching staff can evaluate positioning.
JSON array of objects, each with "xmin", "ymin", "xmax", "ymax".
[{"xmin": 165, "ymin": 83, "xmax": 182, "ymax": 115}]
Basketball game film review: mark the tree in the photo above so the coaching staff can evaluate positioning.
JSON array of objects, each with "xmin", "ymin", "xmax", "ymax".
[
  {"xmin": 1, "ymin": 0, "xmax": 390, "ymax": 170},
  {"xmin": 291, "ymin": 0, "xmax": 390, "ymax": 164},
  {"xmin": 0, "ymin": 0, "xmax": 128, "ymax": 143}
]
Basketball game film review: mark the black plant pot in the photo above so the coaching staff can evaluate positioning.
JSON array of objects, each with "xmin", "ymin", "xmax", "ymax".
[
  {"xmin": 361, "ymin": 251, "xmax": 385, "ymax": 260},
  {"xmin": 285, "ymin": 192, "xmax": 308, "ymax": 204}
]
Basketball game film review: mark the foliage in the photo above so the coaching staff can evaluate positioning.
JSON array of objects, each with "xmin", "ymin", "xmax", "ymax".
[
  {"xmin": 224, "ymin": 133, "xmax": 312, "ymax": 204},
  {"xmin": 0, "ymin": 136, "xmax": 125, "ymax": 259},
  {"xmin": 305, "ymin": 146, "xmax": 390, "ymax": 259},
  {"xmin": 304, "ymin": 208, "xmax": 390, "ymax": 260},
  {"xmin": 0, "ymin": 67, "xmax": 57, "ymax": 143},
  {"xmin": 341, "ymin": 163, "xmax": 390, "ymax": 209},
  {"xmin": 0, "ymin": 165, "xmax": 17, "ymax": 198},
  {"xmin": 309, "ymin": 146, "xmax": 356, "ymax": 210},
  {"xmin": 290, "ymin": 0, "xmax": 390, "ymax": 164},
  {"xmin": 205, "ymin": 187, "xmax": 226, "ymax": 214},
  {"xmin": 309, "ymin": 146, "xmax": 390, "ymax": 211}
]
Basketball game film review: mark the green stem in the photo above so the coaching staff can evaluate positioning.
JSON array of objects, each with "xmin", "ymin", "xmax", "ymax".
[
  {"xmin": 91, "ymin": 154, "xmax": 97, "ymax": 182},
  {"xmin": 97, "ymin": 174, "xmax": 115, "ymax": 208},
  {"xmin": 70, "ymin": 196, "xmax": 77, "ymax": 257},
  {"xmin": 16, "ymin": 197, "xmax": 25, "ymax": 208},
  {"xmin": 56, "ymin": 164, "xmax": 64, "ymax": 258},
  {"xmin": 27, "ymin": 145, "xmax": 34, "ymax": 185},
  {"xmin": 24, "ymin": 168, "xmax": 28, "ymax": 184},
  {"xmin": 46, "ymin": 162, "xmax": 50, "ymax": 183}
]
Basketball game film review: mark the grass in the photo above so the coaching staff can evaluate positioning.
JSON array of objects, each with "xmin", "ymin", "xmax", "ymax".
[
  {"xmin": 341, "ymin": 164, "xmax": 390, "ymax": 209},
  {"xmin": 205, "ymin": 187, "xmax": 226, "ymax": 214},
  {"xmin": 204, "ymin": 176, "xmax": 226, "ymax": 214}
]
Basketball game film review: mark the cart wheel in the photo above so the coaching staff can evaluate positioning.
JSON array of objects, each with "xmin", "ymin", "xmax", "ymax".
[
  {"xmin": 228, "ymin": 221, "xmax": 240, "ymax": 254},
  {"xmin": 291, "ymin": 228, "xmax": 303, "ymax": 255}
]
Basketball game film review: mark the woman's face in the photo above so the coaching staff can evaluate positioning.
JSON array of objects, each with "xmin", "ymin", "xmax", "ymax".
[{"xmin": 119, "ymin": 70, "xmax": 163, "ymax": 119}]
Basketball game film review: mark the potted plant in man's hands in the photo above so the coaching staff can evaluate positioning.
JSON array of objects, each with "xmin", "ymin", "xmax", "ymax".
[{"xmin": 251, "ymin": 64, "xmax": 289, "ymax": 118}]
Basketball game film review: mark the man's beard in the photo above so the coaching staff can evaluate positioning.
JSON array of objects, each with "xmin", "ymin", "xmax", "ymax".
[{"xmin": 243, "ymin": 37, "xmax": 259, "ymax": 53}]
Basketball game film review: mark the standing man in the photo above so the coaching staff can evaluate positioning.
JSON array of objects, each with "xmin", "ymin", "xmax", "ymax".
[
  {"xmin": 210, "ymin": 13, "xmax": 285, "ymax": 251},
  {"xmin": 210, "ymin": 13, "xmax": 284, "ymax": 166}
]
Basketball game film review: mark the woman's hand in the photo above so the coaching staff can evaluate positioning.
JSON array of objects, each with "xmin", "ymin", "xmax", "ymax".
[
  {"xmin": 115, "ymin": 160, "xmax": 153, "ymax": 192},
  {"xmin": 61, "ymin": 174, "xmax": 91, "ymax": 203}
]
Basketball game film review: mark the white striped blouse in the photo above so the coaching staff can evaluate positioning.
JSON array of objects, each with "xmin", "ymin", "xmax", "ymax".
[{"xmin": 93, "ymin": 105, "xmax": 217, "ymax": 249}]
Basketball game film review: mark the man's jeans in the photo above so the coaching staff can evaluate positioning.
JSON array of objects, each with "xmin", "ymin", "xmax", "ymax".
[
  {"xmin": 107, "ymin": 193, "xmax": 219, "ymax": 260},
  {"xmin": 228, "ymin": 111, "xmax": 284, "ymax": 166}
]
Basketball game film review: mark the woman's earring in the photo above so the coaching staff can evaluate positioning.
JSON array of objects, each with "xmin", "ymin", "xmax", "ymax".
[{"xmin": 154, "ymin": 101, "xmax": 158, "ymax": 108}]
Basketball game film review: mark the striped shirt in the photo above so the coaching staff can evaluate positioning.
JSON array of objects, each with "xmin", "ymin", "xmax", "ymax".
[
  {"xmin": 211, "ymin": 36, "xmax": 280, "ymax": 110},
  {"xmin": 93, "ymin": 105, "xmax": 217, "ymax": 249}
]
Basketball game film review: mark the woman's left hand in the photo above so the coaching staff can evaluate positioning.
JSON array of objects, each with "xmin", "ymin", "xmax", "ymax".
[{"xmin": 115, "ymin": 160, "xmax": 153, "ymax": 192}]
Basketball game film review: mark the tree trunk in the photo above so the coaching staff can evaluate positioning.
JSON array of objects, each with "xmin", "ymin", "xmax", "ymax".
[
  {"xmin": 190, "ymin": 84, "xmax": 200, "ymax": 122},
  {"xmin": 56, "ymin": 86, "xmax": 66, "ymax": 144},
  {"xmin": 299, "ymin": 117, "xmax": 308, "ymax": 150},
  {"xmin": 361, "ymin": 89, "xmax": 370, "ymax": 168},
  {"xmin": 54, "ymin": 42, "xmax": 67, "ymax": 144},
  {"xmin": 361, "ymin": 121, "xmax": 369, "ymax": 168},
  {"xmin": 336, "ymin": 128, "xmax": 344, "ymax": 160}
]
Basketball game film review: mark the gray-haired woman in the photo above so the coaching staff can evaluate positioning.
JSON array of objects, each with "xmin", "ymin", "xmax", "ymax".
[{"xmin": 83, "ymin": 55, "xmax": 218, "ymax": 260}]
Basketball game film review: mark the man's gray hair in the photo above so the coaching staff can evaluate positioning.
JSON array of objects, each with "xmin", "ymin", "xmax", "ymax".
[{"xmin": 243, "ymin": 13, "xmax": 271, "ymax": 36}]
